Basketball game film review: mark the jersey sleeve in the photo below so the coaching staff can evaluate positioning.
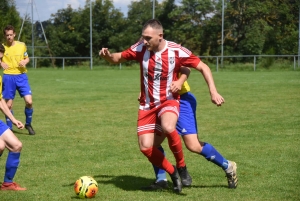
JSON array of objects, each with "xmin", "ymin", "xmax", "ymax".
[
  {"xmin": 121, "ymin": 41, "xmax": 144, "ymax": 61},
  {"xmin": 173, "ymin": 44, "xmax": 201, "ymax": 68},
  {"xmin": 23, "ymin": 44, "xmax": 29, "ymax": 59},
  {"xmin": 180, "ymin": 54, "xmax": 200, "ymax": 68},
  {"xmin": 121, "ymin": 47, "xmax": 137, "ymax": 60}
]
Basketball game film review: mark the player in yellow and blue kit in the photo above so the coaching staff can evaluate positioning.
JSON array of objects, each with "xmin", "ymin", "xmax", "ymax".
[
  {"xmin": 0, "ymin": 44, "xmax": 27, "ymax": 191},
  {"xmin": 1, "ymin": 25, "xmax": 35, "ymax": 135},
  {"xmin": 143, "ymin": 65, "xmax": 238, "ymax": 190}
]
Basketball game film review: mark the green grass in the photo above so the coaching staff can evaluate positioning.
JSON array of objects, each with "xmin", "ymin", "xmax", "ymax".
[{"xmin": 0, "ymin": 68, "xmax": 299, "ymax": 200}]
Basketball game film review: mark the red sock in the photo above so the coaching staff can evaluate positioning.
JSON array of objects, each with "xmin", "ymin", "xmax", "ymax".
[
  {"xmin": 141, "ymin": 147, "xmax": 175, "ymax": 174},
  {"xmin": 166, "ymin": 130, "xmax": 185, "ymax": 168}
]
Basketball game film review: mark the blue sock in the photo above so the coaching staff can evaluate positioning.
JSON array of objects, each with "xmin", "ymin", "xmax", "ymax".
[
  {"xmin": 200, "ymin": 142, "xmax": 229, "ymax": 170},
  {"xmin": 4, "ymin": 152, "xmax": 20, "ymax": 183},
  {"xmin": 25, "ymin": 107, "xmax": 33, "ymax": 125},
  {"xmin": 152, "ymin": 146, "xmax": 167, "ymax": 182},
  {"xmin": 5, "ymin": 110, "xmax": 13, "ymax": 130}
]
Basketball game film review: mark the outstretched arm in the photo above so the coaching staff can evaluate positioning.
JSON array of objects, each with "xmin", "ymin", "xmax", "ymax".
[
  {"xmin": 99, "ymin": 48, "xmax": 127, "ymax": 64},
  {"xmin": 195, "ymin": 61, "xmax": 225, "ymax": 106}
]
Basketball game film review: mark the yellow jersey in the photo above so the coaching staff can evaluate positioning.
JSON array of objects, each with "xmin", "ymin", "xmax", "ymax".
[
  {"xmin": 179, "ymin": 80, "xmax": 191, "ymax": 95},
  {"xmin": 2, "ymin": 41, "xmax": 29, "ymax": 74},
  {"xmin": 0, "ymin": 76, "xmax": 2, "ymax": 100}
]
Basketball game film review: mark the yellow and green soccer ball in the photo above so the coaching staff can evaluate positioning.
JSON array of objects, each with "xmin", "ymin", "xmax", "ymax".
[{"xmin": 74, "ymin": 176, "xmax": 98, "ymax": 199}]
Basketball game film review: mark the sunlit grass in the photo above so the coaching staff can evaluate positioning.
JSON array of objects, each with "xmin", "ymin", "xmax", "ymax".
[{"xmin": 0, "ymin": 68, "xmax": 299, "ymax": 201}]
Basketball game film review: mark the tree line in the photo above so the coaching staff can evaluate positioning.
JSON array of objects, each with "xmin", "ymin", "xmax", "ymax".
[{"xmin": 0, "ymin": 0, "xmax": 299, "ymax": 67}]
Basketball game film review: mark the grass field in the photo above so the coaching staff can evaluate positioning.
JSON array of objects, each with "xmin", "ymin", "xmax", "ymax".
[{"xmin": 0, "ymin": 68, "xmax": 299, "ymax": 201}]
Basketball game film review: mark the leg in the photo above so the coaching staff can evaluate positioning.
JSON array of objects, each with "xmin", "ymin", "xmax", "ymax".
[
  {"xmin": 138, "ymin": 133, "xmax": 175, "ymax": 174},
  {"xmin": 160, "ymin": 111, "xmax": 185, "ymax": 168},
  {"xmin": 183, "ymin": 134, "xmax": 229, "ymax": 169},
  {"xmin": 2, "ymin": 74, "xmax": 17, "ymax": 130},
  {"xmin": 23, "ymin": 95, "xmax": 35, "ymax": 135},
  {"xmin": 4, "ymin": 99, "xmax": 13, "ymax": 130},
  {"xmin": 16, "ymin": 73, "xmax": 35, "ymax": 135},
  {"xmin": 0, "ymin": 123, "xmax": 26, "ymax": 191},
  {"xmin": 139, "ymin": 133, "xmax": 182, "ymax": 193},
  {"xmin": 0, "ymin": 139, "xmax": 5, "ymax": 157},
  {"xmin": 152, "ymin": 133, "xmax": 167, "ymax": 182},
  {"xmin": 137, "ymin": 107, "xmax": 182, "ymax": 193},
  {"xmin": 141, "ymin": 133, "xmax": 168, "ymax": 190},
  {"xmin": 159, "ymin": 101, "xmax": 191, "ymax": 187},
  {"xmin": 181, "ymin": 129, "xmax": 238, "ymax": 189},
  {"xmin": 179, "ymin": 92, "xmax": 237, "ymax": 188}
]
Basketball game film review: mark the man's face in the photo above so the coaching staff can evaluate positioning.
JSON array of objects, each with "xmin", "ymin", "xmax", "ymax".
[
  {"xmin": 141, "ymin": 27, "xmax": 162, "ymax": 52},
  {"xmin": 5, "ymin": 30, "xmax": 15, "ymax": 44}
]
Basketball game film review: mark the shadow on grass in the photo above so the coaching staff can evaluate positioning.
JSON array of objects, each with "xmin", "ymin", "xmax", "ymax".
[
  {"xmin": 12, "ymin": 129, "xmax": 29, "ymax": 136},
  {"xmin": 65, "ymin": 174, "xmax": 228, "ymax": 199},
  {"xmin": 189, "ymin": 184, "xmax": 228, "ymax": 189},
  {"xmin": 93, "ymin": 174, "xmax": 228, "ymax": 190},
  {"xmin": 94, "ymin": 174, "xmax": 161, "ymax": 191}
]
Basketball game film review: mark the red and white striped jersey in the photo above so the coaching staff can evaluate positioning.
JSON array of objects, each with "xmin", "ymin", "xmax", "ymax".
[{"xmin": 121, "ymin": 40, "xmax": 200, "ymax": 110}]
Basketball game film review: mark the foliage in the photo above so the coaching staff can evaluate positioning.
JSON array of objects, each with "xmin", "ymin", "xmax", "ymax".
[
  {"xmin": 5, "ymin": 0, "xmax": 300, "ymax": 66},
  {"xmin": 0, "ymin": 0, "xmax": 22, "ymax": 43}
]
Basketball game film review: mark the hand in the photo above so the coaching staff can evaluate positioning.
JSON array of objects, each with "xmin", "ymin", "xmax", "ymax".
[
  {"xmin": 19, "ymin": 60, "xmax": 27, "ymax": 67},
  {"xmin": 170, "ymin": 81, "xmax": 182, "ymax": 93},
  {"xmin": 99, "ymin": 48, "xmax": 111, "ymax": 58},
  {"xmin": 211, "ymin": 92, "xmax": 225, "ymax": 106},
  {"xmin": 0, "ymin": 62, "xmax": 9, "ymax": 70},
  {"xmin": 12, "ymin": 120, "xmax": 24, "ymax": 129}
]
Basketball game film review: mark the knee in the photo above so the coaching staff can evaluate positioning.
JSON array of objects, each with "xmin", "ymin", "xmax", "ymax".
[
  {"xmin": 6, "ymin": 103, "xmax": 13, "ymax": 110},
  {"xmin": 138, "ymin": 140, "xmax": 152, "ymax": 151},
  {"xmin": 0, "ymin": 141, "xmax": 5, "ymax": 154},
  {"xmin": 186, "ymin": 143, "xmax": 202, "ymax": 153},
  {"xmin": 184, "ymin": 140, "xmax": 203, "ymax": 153},
  {"xmin": 162, "ymin": 124, "xmax": 176, "ymax": 134},
  {"xmin": 25, "ymin": 100, "xmax": 33, "ymax": 108},
  {"xmin": 11, "ymin": 141, "xmax": 23, "ymax": 152}
]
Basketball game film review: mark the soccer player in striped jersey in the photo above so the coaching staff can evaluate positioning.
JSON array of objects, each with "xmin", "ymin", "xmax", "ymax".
[
  {"xmin": 143, "ymin": 68, "xmax": 238, "ymax": 190},
  {"xmin": 1, "ymin": 25, "xmax": 35, "ymax": 135},
  {"xmin": 0, "ymin": 44, "xmax": 27, "ymax": 191},
  {"xmin": 100, "ymin": 19, "xmax": 224, "ymax": 193}
]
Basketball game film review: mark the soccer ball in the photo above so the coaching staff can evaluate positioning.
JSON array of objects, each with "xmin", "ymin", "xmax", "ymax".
[{"xmin": 74, "ymin": 176, "xmax": 98, "ymax": 199}]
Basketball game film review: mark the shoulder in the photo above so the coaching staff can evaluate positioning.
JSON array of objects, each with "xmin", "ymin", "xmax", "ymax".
[
  {"xmin": 15, "ymin": 41, "xmax": 26, "ymax": 47},
  {"xmin": 129, "ymin": 41, "xmax": 144, "ymax": 52},
  {"xmin": 166, "ymin": 41, "xmax": 192, "ymax": 57}
]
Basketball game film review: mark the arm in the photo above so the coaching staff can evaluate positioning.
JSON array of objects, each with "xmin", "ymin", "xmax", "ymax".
[
  {"xmin": 99, "ymin": 48, "xmax": 127, "ymax": 64},
  {"xmin": 19, "ymin": 57, "xmax": 30, "ymax": 67},
  {"xmin": 0, "ymin": 60, "xmax": 9, "ymax": 70},
  {"xmin": 170, "ymin": 67, "xmax": 190, "ymax": 93},
  {"xmin": 0, "ymin": 99, "xmax": 24, "ymax": 129},
  {"xmin": 195, "ymin": 61, "xmax": 225, "ymax": 106}
]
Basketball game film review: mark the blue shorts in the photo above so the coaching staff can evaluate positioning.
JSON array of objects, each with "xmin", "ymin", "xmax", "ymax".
[
  {"xmin": 0, "ymin": 121, "xmax": 10, "ymax": 136},
  {"xmin": 176, "ymin": 92, "xmax": 198, "ymax": 135},
  {"xmin": 2, "ymin": 74, "xmax": 32, "ymax": 99}
]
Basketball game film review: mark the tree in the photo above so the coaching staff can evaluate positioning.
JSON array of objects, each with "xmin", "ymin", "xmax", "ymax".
[
  {"xmin": 168, "ymin": 0, "xmax": 218, "ymax": 55},
  {"xmin": 0, "ymin": 0, "xmax": 22, "ymax": 43},
  {"xmin": 222, "ymin": 0, "xmax": 299, "ymax": 56}
]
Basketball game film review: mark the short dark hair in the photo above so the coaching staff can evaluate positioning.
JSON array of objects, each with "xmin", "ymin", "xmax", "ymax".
[
  {"xmin": 3, "ymin": 25, "xmax": 15, "ymax": 35},
  {"xmin": 0, "ymin": 43, "xmax": 5, "ymax": 53},
  {"xmin": 142, "ymin": 19, "xmax": 163, "ymax": 32}
]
